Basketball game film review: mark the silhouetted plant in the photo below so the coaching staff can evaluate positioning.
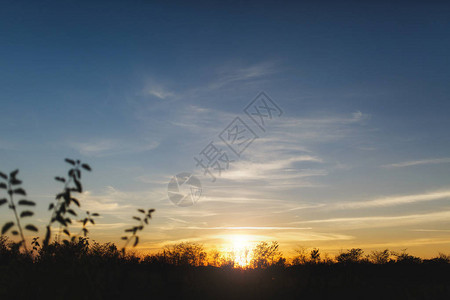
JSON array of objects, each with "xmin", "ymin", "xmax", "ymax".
[
  {"xmin": 336, "ymin": 248, "xmax": 364, "ymax": 264},
  {"xmin": 162, "ymin": 242, "xmax": 207, "ymax": 266},
  {"xmin": 393, "ymin": 249, "xmax": 422, "ymax": 264},
  {"xmin": 121, "ymin": 208, "xmax": 155, "ymax": 254},
  {"xmin": 292, "ymin": 246, "xmax": 308, "ymax": 265},
  {"xmin": 369, "ymin": 249, "xmax": 391, "ymax": 264},
  {"xmin": 44, "ymin": 158, "xmax": 92, "ymax": 247},
  {"xmin": 310, "ymin": 248, "xmax": 321, "ymax": 263},
  {"xmin": 250, "ymin": 241, "xmax": 283, "ymax": 268},
  {"xmin": 0, "ymin": 169, "xmax": 37, "ymax": 252},
  {"xmin": 429, "ymin": 252, "xmax": 450, "ymax": 264},
  {"xmin": 79, "ymin": 210, "xmax": 100, "ymax": 237}
]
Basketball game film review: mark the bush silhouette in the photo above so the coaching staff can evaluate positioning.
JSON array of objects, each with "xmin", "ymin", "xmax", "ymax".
[{"xmin": 336, "ymin": 248, "xmax": 365, "ymax": 264}]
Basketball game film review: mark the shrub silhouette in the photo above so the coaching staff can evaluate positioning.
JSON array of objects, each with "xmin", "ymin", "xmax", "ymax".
[
  {"xmin": 336, "ymin": 248, "xmax": 365, "ymax": 264},
  {"xmin": 369, "ymin": 249, "xmax": 391, "ymax": 264},
  {"xmin": 393, "ymin": 249, "xmax": 422, "ymax": 264},
  {"xmin": 161, "ymin": 242, "xmax": 207, "ymax": 266},
  {"xmin": 250, "ymin": 241, "xmax": 284, "ymax": 268}
]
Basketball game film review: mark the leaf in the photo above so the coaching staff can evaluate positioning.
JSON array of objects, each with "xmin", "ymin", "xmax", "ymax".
[
  {"xmin": 144, "ymin": 219, "xmax": 148, "ymax": 225},
  {"xmin": 56, "ymin": 215, "xmax": 67, "ymax": 226},
  {"xmin": 20, "ymin": 211, "xmax": 34, "ymax": 218},
  {"xmin": 92, "ymin": 213, "xmax": 99, "ymax": 217},
  {"xmin": 83, "ymin": 218, "xmax": 88, "ymax": 226},
  {"xmin": 71, "ymin": 198, "xmax": 80, "ymax": 207},
  {"xmin": 125, "ymin": 228, "xmax": 134, "ymax": 232},
  {"xmin": 81, "ymin": 164, "xmax": 91, "ymax": 171},
  {"xmin": 0, "ymin": 172, "xmax": 7, "ymax": 180},
  {"xmin": 133, "ymin": 236, "xmax": 139, "ymax": 247},
  {"xmin": 121, "ymin": 237, "xmax": 128, "ymax": 240},
  {"xmin": 76, "ymin": 169, "xmax": 81, "ymax": 179},
  {"xmin": 13, "ymin": 188, "xmax": 26, "ymax": 196},
  {"xmin": 48, "ymin": 203, "xmax": 54, "ymax": 210},
  {"xmin": 137, "ymin": 209, "xmax": 145, "ymax": 213},
  {"xmin": 0, "ymin": 198, "xmax": 7, "ymax": 206},
  {"xmin": 10, "ymin": 178, "xmax": 22, "ymax": 185},
  {"xmin": 2, "ymin": 222, "xmax": 14, "ymax": 234},
  {"xmin": 67, "ymin": 209, "xmax": 77, "ymax": 216},
  {"xmin": 0, "ymin": 183, "xmax": 6, "ymax": 189},
  {"xmin": 12, "ymin": 230, "xmax": 19, "ymax": 235},
  {"xmin": 10, "ymin": 169, "xmax": 19, "ymax": 178},
  {"xmin": 133, "ymin": 216, "xmax": 141, "ymax": 221},
  {"xmin": 65, "ymin": 158, "xmax": 75, "ymax": 165},
  {"xmin": 89, "ymin": 218, "xmax": 95, "ymax": 225},
  {"xmin": 55, "ymin": 177, "xmax": 66, "ymax": 183},
  {"xmin": 63, "ymin": 229, "xmax": 70, "ymax": 236},
  {"xmin": 148, "ymin": 209, "xmax": 155, "ymax": 213},
  {"xmin": 25, "ymin": 224, "xmax": 38, "ymax": 232},
  {"xmin": 18, "ymin": 200, "xmax": 35, "ymax": 206}
]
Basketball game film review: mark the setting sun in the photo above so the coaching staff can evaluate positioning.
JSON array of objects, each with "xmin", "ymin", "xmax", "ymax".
[
  {"xmin": 1, "ymin": 1, "xmax": 450, "ymax": 298},
  {"xmin": 222, "ymin": 235, "xmax": 255, "ymax": 267}
]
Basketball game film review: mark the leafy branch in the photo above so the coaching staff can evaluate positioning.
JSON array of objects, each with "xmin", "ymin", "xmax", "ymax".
[
  {"xmin": 78, "ymin": 210, "xmax": 100, "ymax": 237},
  {"xmin": 0, "ymin": 170, "xmax": 37, "ymax": 253},
  {"xmin": 44, "ymin": 159, "xmax": 92, "ymax": 247},
  {"xmin": 121, "ymin": 208, "xmax": 155, "ymax": 255}
]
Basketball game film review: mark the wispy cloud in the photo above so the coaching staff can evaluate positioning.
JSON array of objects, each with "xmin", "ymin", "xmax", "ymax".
[
  {"xmin": 296, "ymin": 210, "xmax": 450, "ymax": 229},
  {"xmin": 382, "ymin": 158, "xmax": 450, "ymax": 168},
  {"xmin": 207, "ymin": 61, "xmax": 280, "ymax": 91},
  {"xmin": 334, "ymin": 190, "xmax": 450, "ymax": 209},
  {"xmin": 70, "ymin": 139, "xmax": 159, "ymax": 157},
  {"xmin": 142, "ymin": 79, "xmax": 175, "ymax": 100},
  {"xmin": 178, "ymin": 226, "xmax": 312, "ymax": 230}
]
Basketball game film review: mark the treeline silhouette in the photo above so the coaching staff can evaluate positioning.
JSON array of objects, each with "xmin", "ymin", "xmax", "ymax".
[
  {"xmin": 1, "ymin": 237, "xmax": 450, "ymax": 299},
  {"xmin": 1, "ymin": 160, "xmax": 450, "ymax": 299}
]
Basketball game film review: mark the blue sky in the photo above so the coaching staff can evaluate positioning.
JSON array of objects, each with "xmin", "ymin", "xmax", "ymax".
[{"xmin": 1, "ymin": 1, "xmax": 450, "ymax": 257}]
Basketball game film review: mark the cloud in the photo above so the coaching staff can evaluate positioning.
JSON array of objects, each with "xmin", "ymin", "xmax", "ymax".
[
  {"xmin": 178, "ymin": 226, "xmax": 313, "ymax": 230},
  {"xmin": 296, "ymin": 210, "xmax": 450, "ymax": 229},
  {"xmin": 382, "ymin": 158, "xmax": 450, "ymax": 168},
  {"xmin": 333, "ymin": 190, "xmax": 450, "ymax": 209},
  {"xmin": 208, "ymin": 61, "xmax": 280, "ymax": 91},
  {"xmin": 70, "ymin": 139, "xmax": 159, "ymax": 157},
  {"xmin": 142, "ymin": 79, "xmax": 175, "ymax": 100},
  {"xmin": 78, "ymin": 186, "xmax": 134, "ymax": 213},
  {"xmin": 351, "ymin": 110, "xmax": 370, "ymax": 122}
]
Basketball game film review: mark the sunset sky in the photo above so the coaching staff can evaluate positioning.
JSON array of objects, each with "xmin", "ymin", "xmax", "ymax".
[{"xmin": 1, "ymin": 1, "xmax": 450, "ymax": 258}]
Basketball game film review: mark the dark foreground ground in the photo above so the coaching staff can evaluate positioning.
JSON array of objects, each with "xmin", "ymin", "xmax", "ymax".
[{"xmin": 1, "ymin": 262, "xmax": 449, "ymax": 299}]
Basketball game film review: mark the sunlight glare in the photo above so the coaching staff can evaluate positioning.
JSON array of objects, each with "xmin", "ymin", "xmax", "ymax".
[{"xmin": 224, "ymin": 235, "xmax": 254, "ymax": 267}]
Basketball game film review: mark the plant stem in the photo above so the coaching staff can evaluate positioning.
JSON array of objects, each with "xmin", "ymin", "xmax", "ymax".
[
  {"xmin": 47, "ymin": 174, "xmax": 74, "ymax": 244},
  {"xmin": 8, "ymin": 182, "xmax": 28, "ymax": 253}
]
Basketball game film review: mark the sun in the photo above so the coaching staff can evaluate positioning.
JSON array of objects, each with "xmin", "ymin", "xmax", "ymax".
[{"xmin": 224, "ymin": 235, "xmax": 254, "ymax": 267}]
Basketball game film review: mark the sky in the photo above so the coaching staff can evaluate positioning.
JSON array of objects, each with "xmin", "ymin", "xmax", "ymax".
[{"xmin": 1, "ymin": 0, "xmax": 450, "ymax": 258}]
